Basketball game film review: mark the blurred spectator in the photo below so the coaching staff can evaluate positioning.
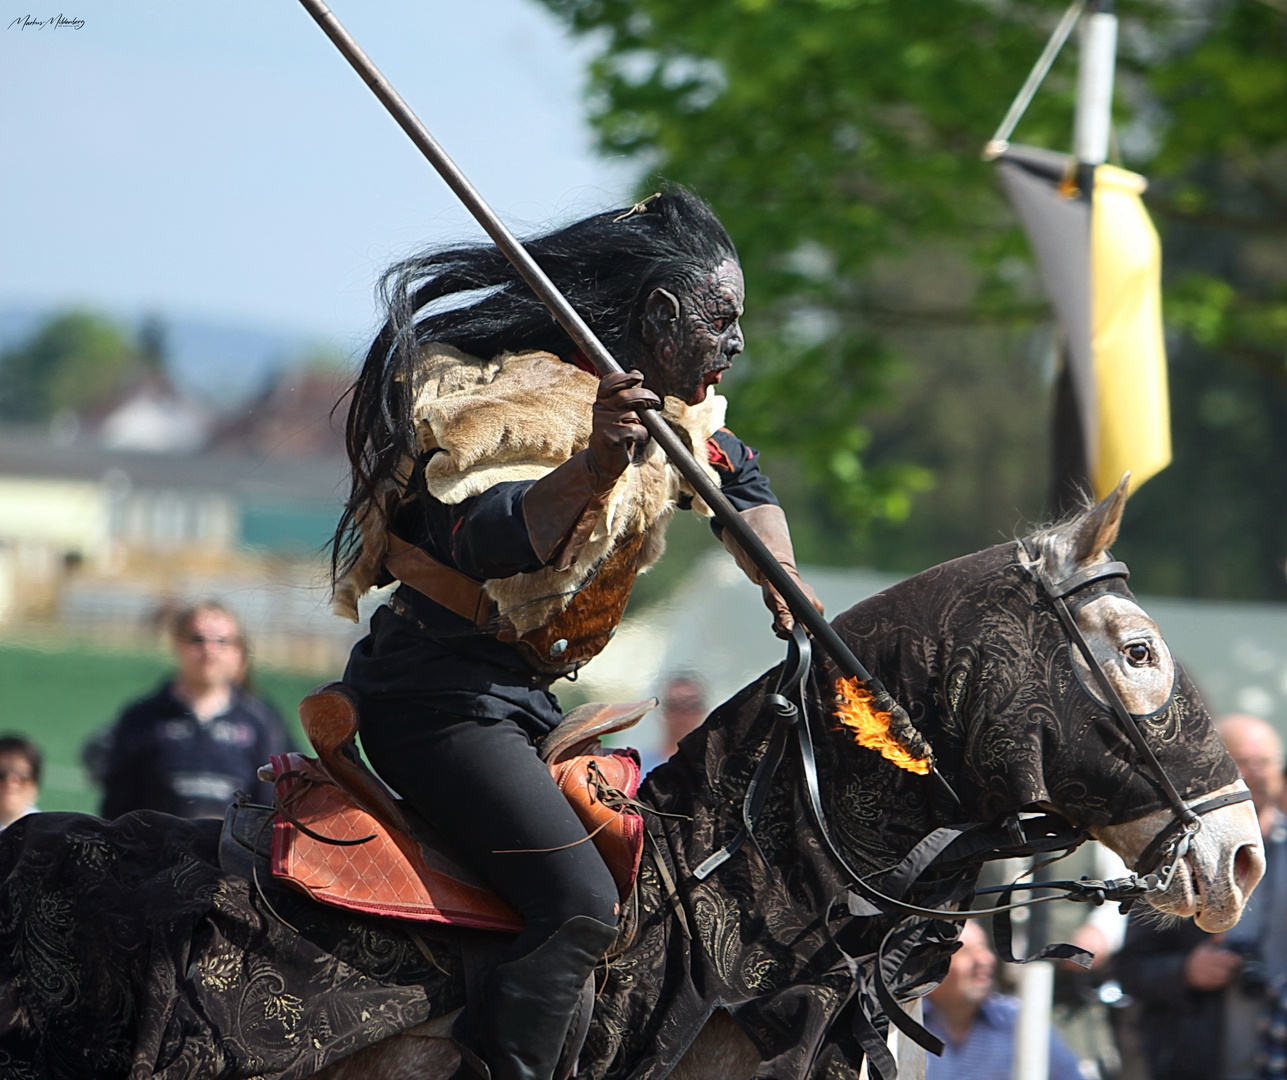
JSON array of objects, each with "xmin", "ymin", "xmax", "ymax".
[
  {"xmin": 1261, "ymin": 977, "xmax": 1287, "ymax": 1078},
  {"xmin": 1051, "ymin": 842, "xmax": 1132, "ymax": 1080},
  {"xmin": 95, "ymin": 601, "xmax": 291, "ymax": 820},
  {"xmin": 1117, "ymin": 713, "xmax": 1287, "ymax": 1080},
  {"xmin": 659, "ymin": 673, "xmax": 707, "ymax": 756},
  {"xmin": 639, "ymin": 672, "xmax": 708, "ymax": 774},
  {"xmin": 924, "ymin": 920, "xmax": 1083, "ymax": 1080},
  {"xmin": 0, "ymin": 734, "xmax": 41, "ymax": 831},
  {"xmin": 974, "ymin": 844, "xmax": 1129, "ymax": 1078}
]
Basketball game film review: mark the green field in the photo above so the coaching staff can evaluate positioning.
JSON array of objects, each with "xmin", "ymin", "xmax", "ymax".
[{"xmin": 0, "ymin": 642, "xmax": 321, "ymax": 814}]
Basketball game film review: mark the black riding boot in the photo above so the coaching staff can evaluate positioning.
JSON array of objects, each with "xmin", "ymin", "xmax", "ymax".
[{"xmin": 473, "ymin": 915, "xmax": 619, "ymax": 1080}]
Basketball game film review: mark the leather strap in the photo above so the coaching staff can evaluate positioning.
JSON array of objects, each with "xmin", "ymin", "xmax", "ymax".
[
  {"xmin": 385, "ymin": 533, "xmax": 495, "ymax": 626},
  {"xmin": 787, "ymin": 627, "xmax": 1091, "ymax": 922},
  {"xmin": 1046, "ymin": 559, "xmax": 1129, "ymax": 599},
  {"xmin": 521, "ymin": 450, "xmax": 616, "ymax": 570},
  {"xmin": 692, "ymin": 635, "xmax": 812, "ymax": 881},
  {"xmin": 1045, "ymin": 586, "xmax": 1196, "ymax": 826},
  {"xmin": 1134, "ymin": 787, "xmax": 1254, "ymax": 877}
]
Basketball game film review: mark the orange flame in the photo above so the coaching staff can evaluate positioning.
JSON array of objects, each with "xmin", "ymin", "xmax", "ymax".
[{"xmin": 834, "ymin": 676, "xmax": 931, "ymax": 775}]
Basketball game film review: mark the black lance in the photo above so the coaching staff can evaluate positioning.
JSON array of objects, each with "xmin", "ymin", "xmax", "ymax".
[{"xmin": 296, "ymin": 0, "xmax": 930, "ymax": 751}]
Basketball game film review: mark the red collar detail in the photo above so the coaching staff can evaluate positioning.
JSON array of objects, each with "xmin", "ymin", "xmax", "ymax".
[
  {"xmin": 706, "ymin": 438, "xmax": 734, "ymax": 472},
  {"xmin": 568, "ymin": 350, "xmax": 603, "ymax": 379}
]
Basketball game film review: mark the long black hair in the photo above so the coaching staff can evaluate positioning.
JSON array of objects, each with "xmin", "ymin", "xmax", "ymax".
[{"xmin": 331, "ymin": 186, "xmax": 737, "ymax": 587}]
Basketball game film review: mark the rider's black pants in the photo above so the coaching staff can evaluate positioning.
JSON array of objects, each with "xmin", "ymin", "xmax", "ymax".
[{"xmin": 358, "ymin": 698, "xmax": 620, "ymax": 962}]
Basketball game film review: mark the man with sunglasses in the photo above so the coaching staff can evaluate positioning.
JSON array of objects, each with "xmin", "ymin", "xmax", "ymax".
[
  {"xmin": 97, "ymin": 601, "xmax": 291, "ymax": 820},
  {"xmin": 0, "ymin": 735, "xmax": 41, "ymax": 832}
]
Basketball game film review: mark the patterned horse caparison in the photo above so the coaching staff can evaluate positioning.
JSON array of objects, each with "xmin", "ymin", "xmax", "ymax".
[{"xmin": 0, "ymin": 487, "xmax": 1263, "ymax": 1080}]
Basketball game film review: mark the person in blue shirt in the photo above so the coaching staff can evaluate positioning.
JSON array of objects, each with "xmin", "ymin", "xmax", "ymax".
[{"xmin": 925, "ymin": 920, "xmax": 1084, "ymax": 1080}]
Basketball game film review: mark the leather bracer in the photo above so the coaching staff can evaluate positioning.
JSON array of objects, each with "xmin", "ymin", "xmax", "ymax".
[
  {"xmin": 521, "ymin": 450, "xmax": 618, "ymax": 571},
  {"xmin": 721, "ymin": 504, "xmax": 796, "ymax": 584},
  {"xmin": 721, "ymin": 503, "xmax": 824, "ymax": 634}
]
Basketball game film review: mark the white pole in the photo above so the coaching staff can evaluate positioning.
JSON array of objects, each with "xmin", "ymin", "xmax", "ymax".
[
  {"xmin": 984, "ymin": 1, "xmax": 1085, "ymax": 159},
  {"xmin": 1072, "ymin": 0, "xmax": 1118, "ymax": 165},
  {"xmin": 857, "ymin": 998, "xmax": 927, "ymax": 1080},
  {"xmin": 1012, "ymin": 961, "xmax": 1055, "ymax": 1080}
]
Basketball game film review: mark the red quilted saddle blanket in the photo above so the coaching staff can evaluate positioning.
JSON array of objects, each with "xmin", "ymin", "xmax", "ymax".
[{"xmin": 269, "ymin": 749, "xmax": 643, "ymax": 931}]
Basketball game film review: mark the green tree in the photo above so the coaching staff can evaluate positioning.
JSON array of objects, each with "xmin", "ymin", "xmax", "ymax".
[
  {"xmin": 537, "ymin": 0, "xmax": 1087, "ymax": 548},
  {"xmin": 1110, "ymin": 0, "xmax": 1287, "ymax": 599},
  {"xmin": 539, "ymin": 0, "xmax": 1287, "ymax": 597},
  {"xmin": 0, "ymin": 311, "xmax": 142, "ymax": 422}
]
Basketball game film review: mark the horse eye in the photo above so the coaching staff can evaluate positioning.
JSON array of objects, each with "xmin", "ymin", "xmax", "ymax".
[
  {"xmin": 1124, "ymin": 642, "xmax": 1154, "ymax": 667},
  {"xmin": 711, "ymin": 317, "xmax": 729, "ymax": 332}
]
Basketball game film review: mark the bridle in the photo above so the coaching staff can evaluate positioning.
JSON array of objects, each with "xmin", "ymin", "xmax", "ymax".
[
  {"xmin": 1025, "ymin": 544, "xmax": 1252, "ymax": 891},
  {"xmin": 697, "ymin": 547, "xmax": 1248, "ymax": 916}
]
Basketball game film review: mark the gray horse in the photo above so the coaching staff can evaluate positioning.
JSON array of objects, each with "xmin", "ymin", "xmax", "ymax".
[{"xmin": 0, "ymin": 483, "xmax": 1262, "ymax": 1080}]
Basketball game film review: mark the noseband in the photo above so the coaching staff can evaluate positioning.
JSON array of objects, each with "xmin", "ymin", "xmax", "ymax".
[{"xmin": 1028, "ymin": 546, "xmax": 1252, "ymax": 890}]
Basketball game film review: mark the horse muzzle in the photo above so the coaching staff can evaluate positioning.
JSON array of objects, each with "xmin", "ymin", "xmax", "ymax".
[{"xmin": 1094, "ymin": 781, "xmax": 1265, "ymax": 932}]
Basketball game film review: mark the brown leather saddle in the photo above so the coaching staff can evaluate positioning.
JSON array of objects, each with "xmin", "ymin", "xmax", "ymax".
[{"xmin": 266, "ymin": 683, "xmax": 655, "ymax": 932}]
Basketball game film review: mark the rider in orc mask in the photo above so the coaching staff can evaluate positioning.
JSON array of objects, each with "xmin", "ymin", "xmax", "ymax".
[{"xmin": 331, "ymin": 187, "xmax": 822, "ymax": 1080}]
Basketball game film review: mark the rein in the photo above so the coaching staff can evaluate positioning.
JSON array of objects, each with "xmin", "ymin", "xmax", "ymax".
[{"xmin": 738, "ymin": 550, "xmax": 1250, "ymax": 921}]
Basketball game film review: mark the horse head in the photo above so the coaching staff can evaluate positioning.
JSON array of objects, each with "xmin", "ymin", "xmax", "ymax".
[
  {"xmin": 824, "ymin": 477, "xmax": 1263, "ymax": 932},
  {"xmin": 1025, "ymin": 479, "xmax": 1263, "ymax": 930}
]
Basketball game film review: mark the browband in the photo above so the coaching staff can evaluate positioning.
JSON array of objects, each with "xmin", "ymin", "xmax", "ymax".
[{"xmin": 1045, "ymin": 559, "xmax": 1129, "ymax": 598}]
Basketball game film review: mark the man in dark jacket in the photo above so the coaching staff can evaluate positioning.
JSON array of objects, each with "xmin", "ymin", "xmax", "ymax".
[
  {"xmin": 98, "ymin": 602, "xmax": 291, "ymax": 819},
  {"xmin": 1116, "ymin": 713, "xmax": 1287, "ymax": 1080}
]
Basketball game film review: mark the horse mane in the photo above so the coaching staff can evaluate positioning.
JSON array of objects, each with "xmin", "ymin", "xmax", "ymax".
[{"xmin": 1022, "ymin": 492, "xmax": 1098, "ymax": 547}]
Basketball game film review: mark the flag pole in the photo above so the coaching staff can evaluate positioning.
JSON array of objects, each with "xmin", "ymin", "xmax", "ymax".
[
  {"xmin": 1021, "ymin": 7, "xmax": 1119, "ymax": 1078},
  {"xmin": 1049, "ymin": 0, "xmax": 1118, "ymax": 516},
  {"xmin": 1073, "ymin": 0, "xmax": 1118, "ymax": 167}
]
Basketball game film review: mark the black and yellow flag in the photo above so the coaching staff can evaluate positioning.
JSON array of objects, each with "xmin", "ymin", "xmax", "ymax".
[{"xmin": 997, "ymin": 145, "xmax": 1170, "ymax": 501}]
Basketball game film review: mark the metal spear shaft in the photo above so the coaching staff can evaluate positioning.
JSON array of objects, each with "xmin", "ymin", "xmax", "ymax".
[{"xmin": 297, "ymin": 0, "xmax": 888, "ymax": 695}]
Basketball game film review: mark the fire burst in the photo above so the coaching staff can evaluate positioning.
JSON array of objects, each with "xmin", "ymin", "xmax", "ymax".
[{"xmin": 833, "ymin": 677, "xmax": 931, "ymax": 776}]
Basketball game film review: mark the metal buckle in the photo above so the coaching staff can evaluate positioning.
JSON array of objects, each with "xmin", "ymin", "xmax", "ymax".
[{"xmin": 1139, "ymin": 820, "xmax": 1200, "ymax": 894}]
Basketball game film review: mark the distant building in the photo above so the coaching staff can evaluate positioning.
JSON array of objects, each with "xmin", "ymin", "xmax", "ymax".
[
  {"xmin": 210, "ymin": 366, "xmax": 349, "ymax": 460},
  {"xmin": 93, "ymin": 376, "xmax": 213, "ymax": 454},
  {"xmin": 0, "ymin": 364, "xmax": 361, "ymax": 669}
]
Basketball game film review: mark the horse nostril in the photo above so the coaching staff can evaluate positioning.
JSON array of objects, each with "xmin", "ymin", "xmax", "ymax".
[{"xmin": 1234, "ymin": 843, "xmax": 1264, "ymax": 897}]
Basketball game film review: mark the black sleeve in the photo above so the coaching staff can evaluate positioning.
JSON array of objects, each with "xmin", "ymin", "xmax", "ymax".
[
  {"xmin": 704, "ymin": 428, "xmax": 779, "ymax": 540},
  {"xmin": 1115, "ymin": 914, "xmax": 1206, "ymax": 1007},
  {"xmin": 448, "ymin": 481, "xmax": 544, "ymax": 580},
  {"xmin": 1115, "ymin": 914, "xmax": 1225, "ymax": 1079},
  {"xmin": 391, "ymin": 472, "xmax": 543, "ymax": 581}
]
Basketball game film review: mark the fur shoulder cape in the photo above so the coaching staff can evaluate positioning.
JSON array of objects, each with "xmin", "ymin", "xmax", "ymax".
[{"xmin": 334, "ymin": 345, "xmax": 726, "ymax": 629}]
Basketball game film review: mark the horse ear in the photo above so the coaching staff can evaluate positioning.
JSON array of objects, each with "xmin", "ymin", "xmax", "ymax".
[{"xmin": 1072, "ymin": 472, "xmax": 1130, "ymax": 565}]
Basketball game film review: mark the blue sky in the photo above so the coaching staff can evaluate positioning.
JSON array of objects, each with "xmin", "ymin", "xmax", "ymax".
[{"xmin": 1, "ymin": 1, "xmax": 634, "ymax": 350}]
